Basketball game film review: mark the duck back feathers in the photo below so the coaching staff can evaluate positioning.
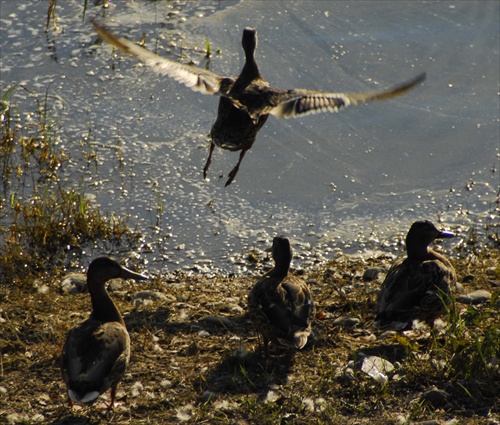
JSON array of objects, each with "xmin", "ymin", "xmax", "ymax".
[
  {"xmin": 248, "ymin": 237, "xmax": 315, "ymax": 352},
  {"xmin": 375, "ymin": 221, "xmax": 456, "ymax": 331}
]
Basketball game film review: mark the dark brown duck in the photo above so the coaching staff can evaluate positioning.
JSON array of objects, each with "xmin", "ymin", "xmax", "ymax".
[
  {"xmin": 61, "ymin": 256, "xmax": 147, "ymax": 409},
  {"xmin": 374, "ymin": 221, "xmax": 456, "ymax": 331},
  {"xmin": 94, "ymin": 23, "xmax": 426, "ymax": 186},
  {"xmin": 248, "ymin": 236, "xmax": 316, "ymax": 358}
]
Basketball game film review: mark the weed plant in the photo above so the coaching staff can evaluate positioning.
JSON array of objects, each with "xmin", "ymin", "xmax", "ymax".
[{"xmin": 0, "ymin": 84, "xmax": 140, "ymax": 285}]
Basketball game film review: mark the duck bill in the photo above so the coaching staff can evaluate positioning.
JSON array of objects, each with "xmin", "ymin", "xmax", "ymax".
[
  {"xmin": 120, "ymin": 267, "xmax": 148, "ymax": 281},
  {"xmin": 438, "ymin": 230, "xmax": 454, "ymax": 239}
]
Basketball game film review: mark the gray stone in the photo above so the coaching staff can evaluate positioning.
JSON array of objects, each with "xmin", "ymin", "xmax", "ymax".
[
  {"xmin": 420, "ymin": 387, "xmax": 449, "ymax": 408},
  {"xmin": 461, "ymin": 274, "xmax": 475, "ymax": 283},
  {"xmin": 486, "ymin": 266, "xmax": 499, "ymax": 277},
  {"xmin": 199, "ymin": 315, "xmax": 236, "ymax": 329},
  {"xmin": 134, "ymin": 291, "xmax": 170, "ymax": 302},
  {"xmin": 456, "ymin": 289, "xmax": 491, "ymax": 305},
  {"xmin": 332, "ymin": 316, "xmax": 361, "ymax": 327},
  {"xmin": 60, "ymin": 273, "xmax": 86, "ymax": 294},
  {"xmin": 363, "ymin": 267, "xmax": 384, "ymax": 281}
]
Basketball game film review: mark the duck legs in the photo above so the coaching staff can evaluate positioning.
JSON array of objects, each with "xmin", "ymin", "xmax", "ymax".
[
  {"xmin": 203, "ymin": 143, "xmax": 248, "ymax": 187},
  {"xmin": 225, "ymin": 149, "xmax": 248, "ymax": 187},
  {"xmin": 203, "ymin": 142, "xmax": 215, "ymax": 180}
]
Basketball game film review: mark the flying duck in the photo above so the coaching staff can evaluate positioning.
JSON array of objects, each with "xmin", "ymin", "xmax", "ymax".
[
  {"xmin": 248, "ymin": 236, "xmax": 316, "ymax": 357},
  {"xmin": 374, "ymin": 220, "xmax": 456, "ymax": 331},
  {"xmin": 93, "ymin": 23, "xmax": 426, "ymax": 186},
  {"xmin": 61, "ymin": 256, "xmax": 147, "ymax": 409}
]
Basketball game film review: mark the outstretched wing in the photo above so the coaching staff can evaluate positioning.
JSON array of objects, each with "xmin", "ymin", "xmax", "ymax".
[
  {"xmin": 93, "ymin": 22, "xmax": 235, "ymax": 96},
  {"xmin": 270, "ymin": 72, "xmax": 426, "ymax": 119}
]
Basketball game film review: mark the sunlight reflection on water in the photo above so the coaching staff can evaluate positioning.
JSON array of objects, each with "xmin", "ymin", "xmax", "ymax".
[{"xmin": 1, "ymin": 0, "xmax": 498, "ymax": 274}]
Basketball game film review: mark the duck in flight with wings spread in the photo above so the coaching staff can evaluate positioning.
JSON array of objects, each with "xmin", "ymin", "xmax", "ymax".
[{"xmin": 93, "ymin": 23, "xmax": 425, "ymax": 186}]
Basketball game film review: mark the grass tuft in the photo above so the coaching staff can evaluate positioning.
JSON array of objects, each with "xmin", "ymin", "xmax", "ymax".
[{"xmin": 0, "ymin": 84, "xmax": 141, "ymax": 285}]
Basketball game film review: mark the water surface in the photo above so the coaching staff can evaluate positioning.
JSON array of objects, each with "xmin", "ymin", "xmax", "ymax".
[{"xmin": 1, "ymin": 0, "xmax": 498, "ymax": 274}]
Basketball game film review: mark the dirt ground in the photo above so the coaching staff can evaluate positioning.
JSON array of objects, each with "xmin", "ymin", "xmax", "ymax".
[{"xmin": 1, "ymin": 249, "xmax": 499, "ymax": 424}]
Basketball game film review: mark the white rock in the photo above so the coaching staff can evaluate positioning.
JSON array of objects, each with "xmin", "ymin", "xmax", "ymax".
[
  {"xmin": 176, "ymin": 403, "xmax": 195, "ymax": 421},
  {"xmin": 361, "ymin": 356, "xmax": 394, "ymax": 383}
]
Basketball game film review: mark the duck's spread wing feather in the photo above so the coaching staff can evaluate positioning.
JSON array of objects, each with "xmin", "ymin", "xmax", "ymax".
[
  {"xmin": 62, "ymin": 320, "xmax": 130, "ymax": 401},
  {"xmin": 269, "ymin": 72, "xmax": 426, "ymax": 119},
  {"xmin": 93, "ymin": 22, "xmax": 234, "ymax": 96}
]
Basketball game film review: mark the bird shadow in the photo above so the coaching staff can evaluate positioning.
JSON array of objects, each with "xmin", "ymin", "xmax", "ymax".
[
  {"xmin": 198, "ymin": 347, "xmax": 296, "ymax": 399},
  {"xmin": 124, "ymin": 306, "xmax": 301, "ymax": 398},
  {"xmin": 124, "ymin": 307, "xmax": 249, "ymax": 337}
]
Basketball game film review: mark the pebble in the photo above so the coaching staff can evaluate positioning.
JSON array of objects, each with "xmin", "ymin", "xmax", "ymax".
[
  {"xmin": 134, "ymin": 291, "xmax": 170, "ymax": 302},
  {"xmin": 456, "ymin": 289, "xmax": 491, "ymax": 305},
  {"xmin": 363, "ymin": 267, "xmax": 384, "ymax": 281},
  {"xmin": 324, "ymin": 268, "xmax": 342, "ymax": 281},
  {"xmin": 199, "ymin": 315, "xmax": 235, "ymax": 329},
  {"xmin": 360, "ymin": 356, "xmax": 395, "ymax": 383},
  {"xmin": 461, "ymin": 274, "xmax": 475, "ymax": 283},
  {"xmin": 31, "ymin": 414, "xmax": 45, "ymax": 423},
  {"xmin": 485, "ymin": 266, "xmax": 499, "ymax": 277},
  {"xmin": 264, "ymin": 390, "xmax": 280, "ymax": 403},
  {"xmin": 160, "ymin": 379, "xmax": 172, "ymax": 388},
  {"xmin": 176, "ymin": 403, "xmax": 195, "ymax": 421},
  {"xmin": 198, "ymin": 390, "xmax": 216, "ymax": 403},
  {"xmin": 6, "ymin": 413, "xmax": 29, "ymax": 424},
  {"xmin": 343, "ymin": 362, "xmax": 356, "ymax": 381},
  {"xmin": 60, "ymin": 273, "xmax": 87, "ymax": 294},
  {"xmin": 419, "ymin": 387, "xmax": 449, "ymax": 408},
  {"xmin": 106, "ymin": 278, "xmax": 125, "ymax": 291},
  {"xmin": 332, "ymin": 316, "xmax": 360, "ymax": 327},
  {"xmin": 129, "ymin": 381, "xmax": 143, "ymax": 398}
]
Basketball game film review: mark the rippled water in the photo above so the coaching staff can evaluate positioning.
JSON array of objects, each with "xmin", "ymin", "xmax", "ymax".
[{"xmin": 1, "ymin": 0, "xmax": 498, "ymax": 274}]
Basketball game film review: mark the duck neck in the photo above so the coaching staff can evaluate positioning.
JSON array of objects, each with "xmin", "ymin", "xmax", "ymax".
[
  {"xmin": 89, "ymin": 284, "xmax": 124, "ymax": 324},
  {"xmin": 407, "ymin": 245, "xmax": 446, "ymax": 263},
  {"xmin": 243, "ymin": 57, "xmax": 260, "ymax": 78},
  {"xmin": 428, "ymin": 248, "xmax": 451, "ymax": 265},
  {"xmin": 268, "ymin": 260, "xmax": 290, "ymax": 281},
  {"xmin": 406, "ymin": 244, "xmax": 431, "ymax": 261}
]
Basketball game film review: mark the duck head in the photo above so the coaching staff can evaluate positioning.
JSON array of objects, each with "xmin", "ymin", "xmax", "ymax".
[
  {"xmin": 271, "ymin": 236, "xmax": 293, "ymax": 268},
  {"xmin": 406, "ymin": 220, "xmax": 454, "ymax": 260},
  {"xmin": 242, "ymin": 27, "xmax": 257, "ymax": 58},
  {"xmin": 87, "ymin": 256, "xmax": 147, "ymax": 288}
]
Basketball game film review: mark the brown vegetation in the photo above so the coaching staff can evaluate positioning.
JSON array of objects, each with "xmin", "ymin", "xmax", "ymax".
[{"xmin": 1, "ymin": 250, "xmax": 499, "ymax": 424}]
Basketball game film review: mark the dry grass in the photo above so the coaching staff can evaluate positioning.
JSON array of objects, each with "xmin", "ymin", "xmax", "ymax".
[
  {"xmin": 1, "ymin": 250, "xmax": 499, "ymax": 424},
  {"xmin": 1, "ymin": 83, "xmax": 141, "ymax": 285},
  {"xmin": 1, "ymin": 55, "xmax": 499, "ymax": 425}
]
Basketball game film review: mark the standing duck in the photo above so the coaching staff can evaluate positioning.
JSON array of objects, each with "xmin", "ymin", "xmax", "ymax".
[
  {"xmin": 61, "ymin": 256, "xmax": 147, "ymax": 409},
  {"xmin": 93, "ymin": 23, "xmax": 426, "ymax": 186},
  {"xmin": 374, "ymin": 221, "xmax": 456, "ymax": 331},
  {"xmin": 248, "ymin": 237, "xmax": 316, "ymax": 357}
]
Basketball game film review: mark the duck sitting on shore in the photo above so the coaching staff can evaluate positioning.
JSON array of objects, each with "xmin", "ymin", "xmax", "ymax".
[
  {"xmin": 61, "ymin": 256, "xmax": 147, "ymax": 409},
  {"xmin": 374, "ymin": 221, "xmax": 456, "ymax": 331},
  {"xmin": 248, "ymin": 236, "xmax": 316, "ymax": 357},
  {"xmin": 93, "ymin": 23, "xmax": 426, "ymax": 186}
]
